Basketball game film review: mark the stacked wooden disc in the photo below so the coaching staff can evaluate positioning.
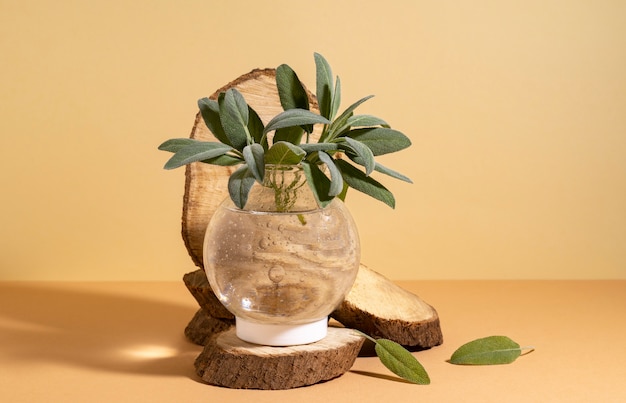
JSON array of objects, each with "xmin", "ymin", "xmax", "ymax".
[{"xmin": 179, "ymin": 69, "xmax": 443, "ymax": 389}]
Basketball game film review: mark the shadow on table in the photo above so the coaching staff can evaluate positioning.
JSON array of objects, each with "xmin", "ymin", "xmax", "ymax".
[
  {"xmin": 0, "ymin": 283, "xmax": 203, "ymax": 379},
  {"xmin": 350, "ymin": 370, "xmax": 417, "ymax": 385}
]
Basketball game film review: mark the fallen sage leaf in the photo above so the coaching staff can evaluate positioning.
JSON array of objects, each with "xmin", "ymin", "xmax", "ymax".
[
  {"xmin": 353, "ymin": 330, "xmax": 430, "ymax": 384},
  {"xmin": 449, "ymin": 335, "xmax": 533, "ymax": 365},
  {"xmin": 374, "ymin": 338, "xmax": 431, "ymax": 384}
]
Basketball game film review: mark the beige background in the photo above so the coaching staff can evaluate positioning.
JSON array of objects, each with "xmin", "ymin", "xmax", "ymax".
[{"xmin": 1, "ymin": 0, "xmax": 624, "ymax": 280}]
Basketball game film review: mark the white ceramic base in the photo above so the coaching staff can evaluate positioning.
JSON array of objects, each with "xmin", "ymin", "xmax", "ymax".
[{"xmin": 235, "ymin": 317, "xmax": 328, "ymax": 346}]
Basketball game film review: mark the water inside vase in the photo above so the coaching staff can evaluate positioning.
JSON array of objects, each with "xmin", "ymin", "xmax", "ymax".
[{"xmin": 204, "ymin": 200, "xmax": 360, "ymax": 324}]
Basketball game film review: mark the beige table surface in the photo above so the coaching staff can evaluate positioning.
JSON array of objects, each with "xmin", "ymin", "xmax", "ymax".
[{"xmin": 1, "ymin": 280, "xmax": 624, "ymax": 403}]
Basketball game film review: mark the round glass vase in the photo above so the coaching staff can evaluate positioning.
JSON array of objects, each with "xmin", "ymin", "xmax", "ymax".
[{"xmin": 203, "ymin": 165, "xmax": 360, "ymax": 346}]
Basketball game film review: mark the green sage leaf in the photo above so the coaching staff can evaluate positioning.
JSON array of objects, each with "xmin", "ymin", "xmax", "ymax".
[
  {"xmin": 330, "ymin": 75, "xmax": 342, "ymax": 121},
  {"xmin": 197, "ymin": 98, "xmax": 230, "ymax": 146},
  {"xmin": 340, "ymin": 137, "xmax": 375, "ymax": 176},
  {"xmin": 228, "ymin": 165, "xmax": 256, "ymax": 209},
  {"xmin": 264, "ymin": 141, "xmax": 306, "ymax": 165},
  {"xmin": 372, "ymin": 162, "xmax": 412, "ymax": 183},
  {"xmin": 273, "ymin": 126, "xmax": 304, "ymax": 145},
  {"xmin": 218, "ymin": 89, "xmax": 250, "ymax": 151},
  {"xmin": 299, "ymin": 143, "xmax": 339, "ymax": 153},
  {"xmin": 327, "ymin": 95, "xmax": 375, "ymax": 139},
  {"xmin": 374, "ymin": 164, "xmax": 411, "ymax": 183},
  {"xmin": 314, "ymin": 52, "xmax": 333, "ymax": 119},
  {"xmin": 345, "ymin": 127, "xmax": 411, "ymax": 156},
  {"xmin": 332, "ymin": 112, "xmax": 388, "ymax": 139},
  {"xmin": 247, "ymin": 105, "xmax": 265, "ymax": 147},
  {"xmin": 276, "ymin": 63, "xmax": 310, "ymax": 111},
  {"xmin": 346, "ymin": 114, "xmax": 390, "ymax": 129},
  {"xmin": 317, "ymin": 151, "xmax": 343, "ymax": 196},
  {"xmin": 375, "ymin": 339, "xmax": 430, "ymax": 385},
  {"xmin": 159, "ymin": 139, "xmax": 242, "ymax": 166},
  {"xmin": 243, "ymin": 143, "xmax": 265, "ymax": 183},
  {"xmin": 158, "ymin": 138, "xmax": 201, "ymax": 153},
  {"xmin": 337, "ymin": 180, "xmax": 349, "ymax": 201},
  {"xmin": 276, "ymin": 63, "xmax": 313, "ymax": 134},
  {"xmin": 231, "ymin": 88, "xmax": 249, "ymax": 124},
  {"xmin": 449, "ymin": 336, "xmax": 523, "ymax": 365},
  {"xmin": 263, "ymin": 109, "xmax": 330, "ymax": 134},
  {"xmin": 301, "ymin": 161, "xmax": 334, "ymax": 207},
  {"xmin": 336, "ymin": 159, "xmax": 395, "ymax": 208},
  {"xmin": 163, "ymin": 142, "xmax": 233, "ymax": 170},
  {"xmin": 199, "ymin": 154, "xmax": 242, "ymax": 166},
  {"xmin": 349, "ymin": 157, "xmax": 413, "ymax": 183}
]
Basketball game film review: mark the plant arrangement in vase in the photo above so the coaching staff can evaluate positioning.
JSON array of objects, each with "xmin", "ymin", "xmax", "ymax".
[{"xmin": 158, "ymin": 52, "xmax": 412, "ymax": 212}]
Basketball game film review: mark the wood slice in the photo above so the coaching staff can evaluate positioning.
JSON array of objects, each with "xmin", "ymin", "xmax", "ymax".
[
  {"xmin": 184, "ymin": 308, "xmax": 234, "ymax": 345},
  {"xmin": 194, "ymin": 327, "xmax": 364, "ymax": 389},
  {"xmin": 183, "ymin": 269, "xmax": 233, "ymax": 320},
  {"xmin": 331, "ymin": 264, "xmax": 443, "ymax": 348}
]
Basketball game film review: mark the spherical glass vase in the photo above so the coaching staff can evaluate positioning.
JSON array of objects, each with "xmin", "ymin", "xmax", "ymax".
[{"xmin": 203, "ymin": 165, "xmax": 360, "ymax": 346}]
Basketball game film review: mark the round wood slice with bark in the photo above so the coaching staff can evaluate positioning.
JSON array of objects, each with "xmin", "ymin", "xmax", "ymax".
[{"xmin": 195, "ymin": 327, "xmax": 364, "ymax": 390}]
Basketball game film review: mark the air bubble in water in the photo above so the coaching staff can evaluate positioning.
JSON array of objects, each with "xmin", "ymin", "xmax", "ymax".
[
  {"xmin": 268, "ymin": 265, "xmax": 285, "ymax": 283},
  {"xmin": 259, "ymin": 237, "xmax": 271, "ymax": 249}
]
